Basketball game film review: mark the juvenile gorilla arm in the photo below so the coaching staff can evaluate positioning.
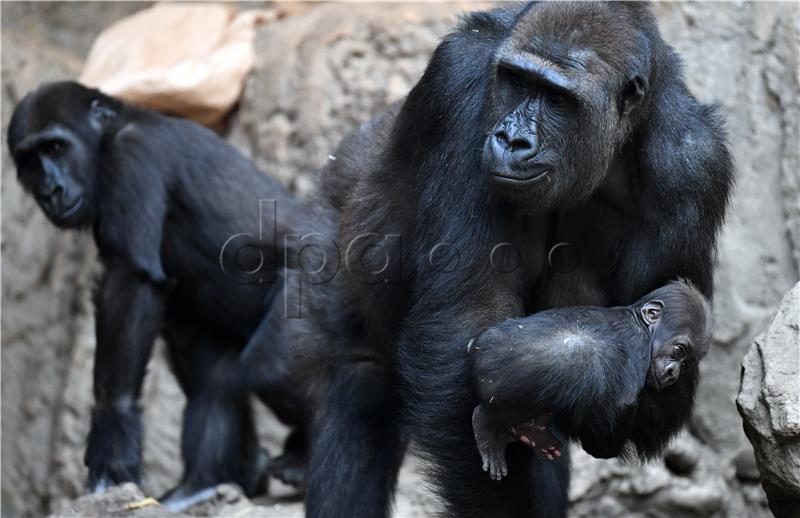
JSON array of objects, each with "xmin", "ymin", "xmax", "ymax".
[
  {"xmin": 84, "ymin": 111, "xmax": 171, "ymax": 491},
  {"xmin": 85, "ymin": 262, "xmax": 166, "ymax": 490}
]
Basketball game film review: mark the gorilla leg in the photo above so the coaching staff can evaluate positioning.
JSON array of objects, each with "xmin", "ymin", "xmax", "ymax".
[
  {"xmin": 406, "ymin": 349, "xmax": 560, "ymax": 518},
  {"xmin": 161, "ymin": 322, "xmax": 267, "ymax": 512},
  {"xmin": 527, "ymin": 443, "xmax": 570, "ymax": 518},
  {"xmin": 255, "ymin": 389, "xmax": 308, "ymax": 488},
  {"xmin": 429, "ymin": 419, "xmax": 569, "ymax": 518},
  {"xmin": 427, "ymin": 419, "xmax": 538, "ymax": 518},
  {"xmin": 410, "ymin": 387, "xmax": 571, "ymax": 518},
  {"xmin": 305, "ymin": 361, "xmax": 405, "ymax": 518},
  {"xmin": 261, "ymin": 427, "xmax": 306, "ymax": 488},
  {"xmin": 241, "ymin": 295, "xmax": 309, "ymax": 488}
]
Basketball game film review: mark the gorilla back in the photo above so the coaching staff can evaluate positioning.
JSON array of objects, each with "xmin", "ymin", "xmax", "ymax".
[
  {"xmin": 8, "ymin": 81, "xmax": 308, "ymax": 509},
  {"xmin": 298, "ymin": 3, "xmax": 733, "ymax": 518}
]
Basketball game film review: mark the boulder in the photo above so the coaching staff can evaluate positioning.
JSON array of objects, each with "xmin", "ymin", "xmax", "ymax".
[{"xmin": 737, "ymin": 283, "xmax": 800, "ymax": 517}]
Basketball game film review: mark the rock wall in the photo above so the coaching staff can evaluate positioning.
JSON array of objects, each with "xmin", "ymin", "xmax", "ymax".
[{"xmin": 2, "ymin": 3, "xmax": 798, "ymax": 517}]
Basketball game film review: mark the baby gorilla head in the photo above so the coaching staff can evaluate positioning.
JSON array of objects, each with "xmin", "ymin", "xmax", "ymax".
[{"xmin": 638, "ymin": 280, "xmax": 713, "ymax": 390}]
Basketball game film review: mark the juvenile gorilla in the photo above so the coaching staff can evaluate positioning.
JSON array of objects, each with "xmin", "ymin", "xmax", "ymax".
[
  {"xmin": 282, "ymin": 2, "xmax": 733, "ymax": 517},
  {"xmin": 7, "ymin": 82, "xmax": 307, "ymax": 510},
  {"xmin": 470, "ymin": 280, "xmax": 713, "ymax": 481}
]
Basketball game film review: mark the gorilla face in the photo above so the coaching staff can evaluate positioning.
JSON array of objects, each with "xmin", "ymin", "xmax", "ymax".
[
  {"xmin": 482, "ymin": 5, "xmax": 648, "ymax": 212},
  {"xmin": 483, "ymin": 59, "xmax": 578, "ymax": 187},
  {"xmin": 641, "ymin": 281, "xmax": 713, "ymax": 390},
  {"xmin": 12, "ymin": 125, "xmax": 95, "ymax": 227},
  {"xmin": 8, "ymin": 83, "xmax": 117, "ymax": 228}
]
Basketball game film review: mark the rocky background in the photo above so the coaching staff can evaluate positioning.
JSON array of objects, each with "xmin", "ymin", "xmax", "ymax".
[{"xmin": 2, "ymin": 2, "xmax": 798, "ymax": 517}]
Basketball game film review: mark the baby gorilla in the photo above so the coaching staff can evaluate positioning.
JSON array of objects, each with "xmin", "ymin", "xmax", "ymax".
[{"xmin": 469, "ymin": 280, "xmax": 712, "ymax": 480}]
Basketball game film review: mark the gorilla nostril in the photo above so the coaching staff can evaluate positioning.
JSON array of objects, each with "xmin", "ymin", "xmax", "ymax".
[
  {"xmin": 510, "ymin": 138, "xmax": 538, "ymax": 163},
  {"xmin": 493, "ymin": 130, "xmax": 510, "ymax": 145},
  {"xmin": 509, "ymin": 137, "xmax": 533, "ymax": 153},
  {"xmin": 40, "ymin": 184, "xmax": 63, "ymax": 199},
  {"xmin": 38, "ymin": 186, "xmax": 65, "ymax": 213},
  {"xmin": 491, "ymin": 131, "xmax": 538, "ymax": 163}
]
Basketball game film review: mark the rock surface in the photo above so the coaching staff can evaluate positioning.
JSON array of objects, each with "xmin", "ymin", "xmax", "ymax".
[
  {"xmin": 1, "ymin": 2, "xmax": 798, "ymax": 517},
  {"xmin": 227, "ymin": 2, "xmax": 473, "ymax": 195},
  {"xmin": 48, "ymin": 483, "xmax": 180, "ymax": 518},
  {"xmin": 738, "ymin": 283, "xmax": 800, "ymax": 517}
]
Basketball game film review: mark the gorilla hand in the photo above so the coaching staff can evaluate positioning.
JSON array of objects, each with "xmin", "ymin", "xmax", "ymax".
[{"xmin": 85, "ymin": 406, "xmax": 143, "ymax": 492}]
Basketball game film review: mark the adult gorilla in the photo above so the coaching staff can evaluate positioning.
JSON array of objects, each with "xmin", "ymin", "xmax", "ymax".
[
  {"xmin": 263, "ymin": 2, "xmax": 733, "ymax": 517},
  {"xmin": 8, "ymin": 82, "xmax": 308, "ymax": 510}
]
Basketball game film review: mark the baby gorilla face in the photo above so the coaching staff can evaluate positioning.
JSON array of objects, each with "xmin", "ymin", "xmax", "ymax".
[
  {"xmin": 647, "ymin": 332, "xmax": 694, "ymax": 389},
  {"xmin": 638, "ymin": 282, "xmax": 713, "ymax": 390}
]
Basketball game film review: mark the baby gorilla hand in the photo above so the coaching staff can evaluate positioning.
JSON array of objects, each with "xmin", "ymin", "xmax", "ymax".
[{"xmin": 510, "ymin": 414, "xmax": 562, "ymax": 461}]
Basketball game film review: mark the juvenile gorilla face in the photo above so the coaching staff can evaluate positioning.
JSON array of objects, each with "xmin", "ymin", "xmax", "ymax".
[
  {"xmin": 482, "ymin": 3, "xmax": 647, "ymax": 212},
  {"xmin": 12, "ymin": 126, "xmax": 94, "ymax": 227},
  {"xmin": 8, "ymin": 83, "xmax": 116, "ymax": 228}
]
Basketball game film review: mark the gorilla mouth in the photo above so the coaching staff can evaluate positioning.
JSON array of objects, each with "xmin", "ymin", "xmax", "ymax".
[
  {"xmin": 57, "ymin": 197, "xmax": 84, "ymax": 221},
  {"xmin": 491, "ymin": 168, "xmax": 551, "ymax": 185},
  {"xmin": 645, "ymin": 366, "xmax": 661, "ymax": 390}
]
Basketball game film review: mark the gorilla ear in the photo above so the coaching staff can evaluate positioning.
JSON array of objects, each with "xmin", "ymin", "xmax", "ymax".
[
  {"xmin": 620, "ymin": 75, "xmax": 647, "ymax": 116},
  {"xmin": 641, "ymin": 300, "xmax": 663, "ymax": 326},
  {"xmin": 89, "ymin": 99, "xmax": 117, "ymax": 131}
]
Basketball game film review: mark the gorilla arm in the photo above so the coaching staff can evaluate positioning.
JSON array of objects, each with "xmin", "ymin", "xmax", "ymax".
[
  {"xmin": 85, "ymin": 126, "xmax": 171, "ymax": 490},
  {"xmin": 606, "ymin": 83, "xmax": 732, "ymax": 459},
  {"xmin": 86, "ymin": 261, "xmax": 166, "ymax": 490}
]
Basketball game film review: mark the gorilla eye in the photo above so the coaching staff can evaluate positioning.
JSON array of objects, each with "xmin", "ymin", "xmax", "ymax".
[
  {"xmin": 545, "ymin": 89, "xmax": 569, "ymax": 108},
  {"xmin": 509, "ymin": 73, "xmax": 526, "ymax": 89},
  {"xmin": 672, "ymin": 343, "xmax": 686, "ymax": 359},
  {"xmin": 500, "ymin": 67, "xmax": 528, "ymax": 90},
  {"xmin": 46, "ymin": 140, "xmax": 67, "ymax": 157}
]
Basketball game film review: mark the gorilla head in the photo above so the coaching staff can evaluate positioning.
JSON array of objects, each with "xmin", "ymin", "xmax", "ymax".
[
  {"xmin": 8, "ymin": 82, "xmax": 120, "ymax": 227},
  {"xmin": 640, "ymin": 280, "xmax": 713, "ymax": 390},
  {"xmin": 482, "ymin": 3, "xmax": 654, "ymax": 210}
]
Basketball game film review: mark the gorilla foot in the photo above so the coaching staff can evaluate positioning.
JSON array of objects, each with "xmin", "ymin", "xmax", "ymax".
[
  {"xmin": 268, "ymin": 451, "xmax": 307, "ymax": 488},
  {"xmin": 242, "ymin": 447, "xmax": 271, "ymax": 497},
  {"xmin": 473, "ymin": 405, "xmax": 515, "ymax": 480},
  {"xmin": 87, "ymin": 474, "xmax": 142, "ymax": 495},
  {"xmin": 88, "ymin": 476, "xmax": 113, "ymax": 494},
  {"xmin": 159, "ymin": 485, "xmax": 217, "ymax": 513}
]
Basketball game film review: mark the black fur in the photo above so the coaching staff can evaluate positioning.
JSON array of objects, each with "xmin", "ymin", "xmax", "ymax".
[
  {"xmin": 7, "ymin": 81, "xmax": 309, "ymax": 507},
  {"xmin": 470, "ymin": 280, "xmax": 714, "ymax": 480},
  {"xmin": 275, "ymin": 2, "xmax": 733, "ymax": 517}
]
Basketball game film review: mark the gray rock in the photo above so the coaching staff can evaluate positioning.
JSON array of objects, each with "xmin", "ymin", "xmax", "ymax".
[
  {"xmin": 664, "ymin": 440, "xmax": 701, "ymax": 476},
  {"xmin": 226, "ymin": 3, "xmax": 465, "ymax": 194},
  {"xmin": 734, "ymin": 447, "xmax": 761, "ymax": 482},
  {"xmin": 737, "ymin": 283, "xmax": 800, "ymax": 517},
  {"xmin": 48, "ymin": 483, "xmax": 180, "ymax": 518},
  {"xmin": 1, "ymin": 20, "xmax": 98, "ymax": 518}
]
